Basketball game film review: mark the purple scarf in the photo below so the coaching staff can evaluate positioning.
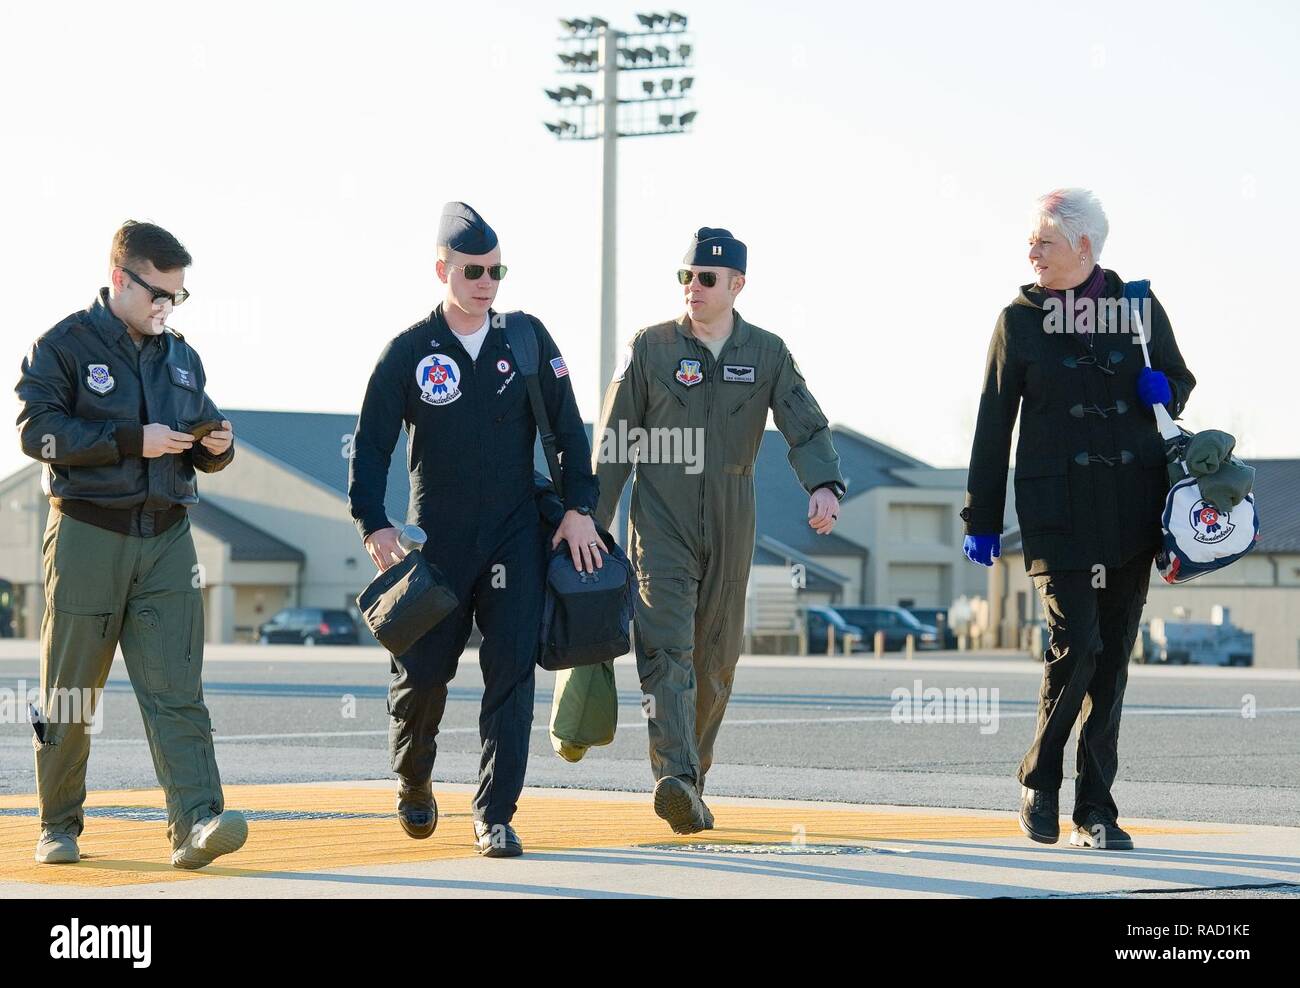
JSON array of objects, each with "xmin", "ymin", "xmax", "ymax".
[{"xmin": 1046, "ymin": 265, "xmax": 1105, "ymax": 339}]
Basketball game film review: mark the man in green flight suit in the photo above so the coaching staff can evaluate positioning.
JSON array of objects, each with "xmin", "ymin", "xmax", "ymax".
[
  {"xmin": 15, "ymin": 221, "xmax": 247, "ymax": 869},
  {"xmin": 594, "ymin": 227, "xmax": 846, "ymax": 834}
]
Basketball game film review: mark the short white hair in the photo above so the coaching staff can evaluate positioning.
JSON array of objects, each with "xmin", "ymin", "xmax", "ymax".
[{"xmin": 1033, "ymin": 187, "xmax": 1109, "ymax": 258}]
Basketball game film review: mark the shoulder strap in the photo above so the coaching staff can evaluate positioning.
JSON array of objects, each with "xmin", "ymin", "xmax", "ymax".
[
  {"xmin": 503, "ymin": 311, "xmax": 564, "ymax": 500},
  {"xmin": 1122, "ymin": 279, "xmax": 1152, "ymax": 368},
  {"xmin": 502, "ymin": 311, "xmax": 539, "ymax": 374},
  {"xmin": 1122, "ymin": 279, "xmax": 1181, "ymax": 441}
]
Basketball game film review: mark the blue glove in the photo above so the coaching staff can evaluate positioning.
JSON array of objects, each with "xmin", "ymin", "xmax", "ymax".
[
  {"xmin": 963, "ymin": 534, "xmax": 1000, "ymax": 567},
  {"xmin": 1138, "ymin": 367, "xmax": 1172, "ymax": 406}
]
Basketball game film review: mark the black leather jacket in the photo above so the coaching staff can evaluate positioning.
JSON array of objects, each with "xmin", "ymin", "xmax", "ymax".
[{"xmin": 15, "ymin": 289, "xmax": 233, "ymax": 516}]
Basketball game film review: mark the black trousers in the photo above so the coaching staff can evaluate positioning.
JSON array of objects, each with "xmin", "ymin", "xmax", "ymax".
[
  {"xmin": 387, "ymin": 515, "xmax": 545, "ymax": 825},
  {"xmin": 1018, "ymin": 551, "xmax": 1153, "ymax": 825}
]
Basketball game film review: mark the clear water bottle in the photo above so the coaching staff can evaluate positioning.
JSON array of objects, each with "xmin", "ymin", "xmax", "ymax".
[{"xmin": 397, "ymin": 524, "xmax": 427, "ymax": 553}]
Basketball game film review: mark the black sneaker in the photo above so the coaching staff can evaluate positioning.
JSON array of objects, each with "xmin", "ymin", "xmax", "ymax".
[
  {"xmin": 473, "ymin": 820, "xmax": 523, "ymax": 857},
  {"xmin": 654, "ymin": 776, "xmax": 706, "ymax": 835},
  {"xmin": 396, "ymin": 780, "xmax": 438, "ymax": 840},
  {"xmin": 1069, "ymin": 811, "xmax": 1134, "ymax": 850},
  {"xmin": 1018, "ymin": 786, "xmax": 1060, "ymax": 844}
]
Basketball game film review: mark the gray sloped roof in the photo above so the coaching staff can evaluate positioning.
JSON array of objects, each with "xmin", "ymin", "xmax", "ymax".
[
  {"xmin": 219, "ymin": 410, "xmax": 929, "ymax": 560},
  {"xmin": 188, "ymin": 499, "xmax": 305, "ymax": 563},
  {"xmin": 223, "ymin": 408, "xmax": 563, "ymax": 526},
  {"xmin": 1250, "ymin": 459, "xmax": 1300, "ymax": 553},
  {"xmin": 753, "ymin": 543, "xmax": 846, "ymax": 594},
  {"xmin": 224, "ymin": 409, "xmax": 412, "ymax": 522},
  {"xmin": 752, "ymin": 424, "xmax": 920, "ymax": 557}
]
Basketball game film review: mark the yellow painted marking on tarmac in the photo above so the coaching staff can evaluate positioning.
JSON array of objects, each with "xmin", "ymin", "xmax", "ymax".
[{"xmin": 0, "ymin": 784, "xmax": 1222, "ymax": 888}]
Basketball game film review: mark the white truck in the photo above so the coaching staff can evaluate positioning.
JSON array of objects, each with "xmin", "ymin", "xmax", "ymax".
[{"xmin": 1138, "ymin": 606, "xmax": 1254, "ymax": 667}]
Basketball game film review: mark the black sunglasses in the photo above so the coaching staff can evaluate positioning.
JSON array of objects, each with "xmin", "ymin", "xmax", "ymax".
[
  {"xmin": 121, "ymin": 267, "xmax": 190, "ymax": 306},
  {"xmin": 678, "ymin": 269, "xmax": 719, "ymax": 287},
  {"xmin": 450, "ymin": 263, "xmax": 508, "ymax": 281}
]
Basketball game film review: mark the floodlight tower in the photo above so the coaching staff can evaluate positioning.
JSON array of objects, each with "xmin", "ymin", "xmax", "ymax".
[{"xmin": 546, "ymin": 12, "xmax": 698, "ymax": 411}]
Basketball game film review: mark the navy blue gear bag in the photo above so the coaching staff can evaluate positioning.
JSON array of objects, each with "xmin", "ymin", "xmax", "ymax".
[{"xmin": 503, "ymin": 313, "xmax": 634, "ymax": 671}]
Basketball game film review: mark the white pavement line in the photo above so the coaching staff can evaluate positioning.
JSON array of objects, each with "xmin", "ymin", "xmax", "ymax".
[
  {"xmin": 2, "ymin": 705, "xmax": 1294, "ymax": 748},
  {"xmin": 5, "ymin": 640, "xmax": 1300, "ymax": 678}
]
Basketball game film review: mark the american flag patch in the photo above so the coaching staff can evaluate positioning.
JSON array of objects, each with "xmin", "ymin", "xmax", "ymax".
[{"xmin": 550, "ymin": 356, "xmax": 569, "ymax": 378}]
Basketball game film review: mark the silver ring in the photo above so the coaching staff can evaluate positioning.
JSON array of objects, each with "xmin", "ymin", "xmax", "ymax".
[{"xmin": 587, "ymin": 541, "xmax": 600, "ymax": 549}]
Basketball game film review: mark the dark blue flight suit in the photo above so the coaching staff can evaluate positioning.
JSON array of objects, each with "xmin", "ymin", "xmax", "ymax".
[{"xmin": 348, "ymin": 304, "xmax": 597, "ymax": 825}]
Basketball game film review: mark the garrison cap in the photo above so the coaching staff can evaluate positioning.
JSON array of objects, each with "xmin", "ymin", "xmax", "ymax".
[
  {"xmin": 437, "ymin": 202, "xmax": 498, "ymax": 255},
  {"xmin": 683, "ymin": 227, "xmax": 746, "ymax": 273}
]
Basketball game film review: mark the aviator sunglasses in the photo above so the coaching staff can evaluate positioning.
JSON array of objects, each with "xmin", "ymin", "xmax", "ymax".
[
  {"xmin": 450, "ymin": 263, "xmax": 508, "ymax": 281},
  {"xmin": 678, "ymin": 269, "xmax": 721, "ymax": 287}
]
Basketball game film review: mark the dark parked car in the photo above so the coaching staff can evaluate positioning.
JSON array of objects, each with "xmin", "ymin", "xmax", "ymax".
[
  {"xmin": 905, "ymin": 607, "xmax": 957, "ymax": 649},
  {"xmin": 805, "ymin": 605, "xmax": 865, "ymax": 655},
  {"xmin": 832, "ymin": 606, "xmax": 939, "ymax": 651},
  {"xmin": 258, "ymin": 608, "xmax": 359, "ymax": 646}
]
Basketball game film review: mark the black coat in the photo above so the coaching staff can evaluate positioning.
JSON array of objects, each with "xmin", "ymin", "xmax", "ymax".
[{"xmin": 962, "ymin": 269, "xmax": 1195, "ymax": 574}]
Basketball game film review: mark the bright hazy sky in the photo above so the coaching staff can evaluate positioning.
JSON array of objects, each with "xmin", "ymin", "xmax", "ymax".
[{"xmin": 3, "ymin": 0, "xmax": 1297, "ymax": 487}]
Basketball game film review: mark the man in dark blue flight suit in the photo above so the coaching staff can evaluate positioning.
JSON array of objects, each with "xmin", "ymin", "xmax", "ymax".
[{"xmin": 348, "ymin": 202, "xmax": 603, "ymax": 857}]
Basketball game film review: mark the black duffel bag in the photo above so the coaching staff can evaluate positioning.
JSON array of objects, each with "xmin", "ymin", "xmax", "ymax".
[
  {"xmin": 356, "ymin": 549, "xmax": 458, "ymax": 656},
  {"xmin": 539, "ymin": 530, "xmax": 634, "ymax": 671},
  {"xmin": 504, "ymin": 312, "xmax": 633, "ymax": 671}
]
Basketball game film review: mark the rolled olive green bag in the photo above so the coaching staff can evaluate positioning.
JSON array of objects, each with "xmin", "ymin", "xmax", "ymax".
[{"xmin": 549, "ymin": 661, "xmax": 619, "ymax": 762}]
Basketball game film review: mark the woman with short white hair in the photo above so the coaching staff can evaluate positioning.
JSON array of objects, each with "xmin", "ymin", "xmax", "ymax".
[{"xmin": 960, "ymin": 188, "xmax": 1196, "ymax": 849}]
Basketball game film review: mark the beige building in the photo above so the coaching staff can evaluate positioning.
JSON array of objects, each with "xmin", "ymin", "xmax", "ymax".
[{"xmin": 0, "ymin": 461, "xmax": 304, "ymax": 644}]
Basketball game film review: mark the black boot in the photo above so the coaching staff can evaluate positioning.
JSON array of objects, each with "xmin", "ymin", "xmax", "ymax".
[
  {"xmin": 1018, "ymin": 786, "xmax": 1060, "ymax": 844},
  {"xmin": 696, "ymin": 779, "xmax": 714, "ymax": 830},
  {"xmin": 654, "ymin": 776, "xmax": 707, "ymax": 835},
  {"xmin": 396, "ymin": 780, "xmax": 438, "ymax": 840},
  {"xmin": 1069, "ymin": 810, "xmax": 1133, "ymax": 850}
]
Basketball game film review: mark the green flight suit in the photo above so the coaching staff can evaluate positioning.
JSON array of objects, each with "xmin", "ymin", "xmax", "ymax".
[
  {"xmin": 593, "ymin": 311, "xmax": 844, "ymax": 790},
  {"xmin": 36, "ymin": 510, "xmax": 224, "ymax": 850}
]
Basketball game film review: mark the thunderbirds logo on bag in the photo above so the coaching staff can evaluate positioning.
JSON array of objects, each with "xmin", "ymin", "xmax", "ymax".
[
  {"xmin": 1190, "ymin": 500, "xmax": 1235, "ymax": 544},
  {"xmin": 416, "ymin": 353, "xmax": 462, "ymax": 406},
  {"xmin": 676, "ymin": 358, "xmax": 703, "ymax": 387}
]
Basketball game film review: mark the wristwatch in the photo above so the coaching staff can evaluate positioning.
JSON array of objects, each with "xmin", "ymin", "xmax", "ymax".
[
  {"xmin": 574, "ymin": 505, "xmax": 594, "ymax": 516},
  {"xmin": 815, "ymin": 481, "xmax": 847, "ymax": 502}
]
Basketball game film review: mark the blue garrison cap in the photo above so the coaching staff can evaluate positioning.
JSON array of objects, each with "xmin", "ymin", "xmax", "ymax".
[
  {"xmin": 683, "ymin": 227, "xmax": 746, "ymax": 273},
  {"xmin": 437, "ymin": 202, "xmax": 498, "ymax": 255}
]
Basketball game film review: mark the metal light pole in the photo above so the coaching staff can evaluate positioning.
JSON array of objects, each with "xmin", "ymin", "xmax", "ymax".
[
  {"xmin": 598, "ymin": 24, "xmax": 619, "ymax": 397},
  {"xmin": 546, "ymin": 12, "xmax": 698, "ymax": 416}
]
